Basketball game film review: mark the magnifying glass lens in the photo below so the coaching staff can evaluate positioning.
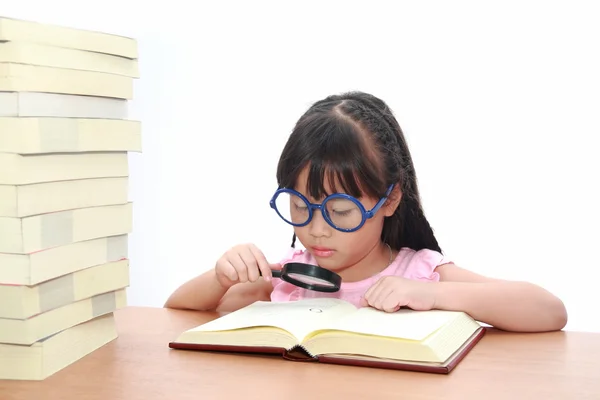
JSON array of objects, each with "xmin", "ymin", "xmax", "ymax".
[
  {"xmin": 264, "ymin": 262, "xmax": 342, "ymax": 292},
  {"xmin": 286, "ymin": 273, "xmax": 337, "ymax": 287},
  {"xmin": 279, "ymin": 263, "xmax": 342, "ymax": 292}
]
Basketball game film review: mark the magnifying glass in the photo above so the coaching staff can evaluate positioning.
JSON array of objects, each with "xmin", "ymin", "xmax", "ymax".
[{"xmin": 262, "ymin": 262, "xmax": 342, "ymax": 292}]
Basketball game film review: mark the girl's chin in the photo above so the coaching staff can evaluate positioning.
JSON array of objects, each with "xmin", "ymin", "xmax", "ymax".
[{"xmin": 310, "ymin": 254, "xmax": 346, "ymax": 271}]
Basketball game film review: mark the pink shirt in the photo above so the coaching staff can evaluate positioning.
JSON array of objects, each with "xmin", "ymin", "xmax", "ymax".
[{"xmin": 270, "ymin": 247, "xmax": 450, "ymax": 307}]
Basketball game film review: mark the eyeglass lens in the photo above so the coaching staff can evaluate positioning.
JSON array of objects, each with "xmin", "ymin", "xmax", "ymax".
[{"xmin": 274, "ymin": 193, "xmax": 363, "ymax": 230}]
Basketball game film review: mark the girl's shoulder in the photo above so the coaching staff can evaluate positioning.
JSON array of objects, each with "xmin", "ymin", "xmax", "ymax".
[{"xmin": 387, "ymin": 247, "xmax": 452, "ymax": 282}]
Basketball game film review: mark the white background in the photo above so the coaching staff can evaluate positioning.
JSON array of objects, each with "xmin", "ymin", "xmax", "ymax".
[{"xmin": 3, "ymin": 1, "xmax": 599, "ymax": 332}]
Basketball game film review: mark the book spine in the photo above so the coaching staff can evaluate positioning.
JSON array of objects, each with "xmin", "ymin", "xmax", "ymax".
[{"xmin": 283, "ymin": 344, "xmax": 317, "ymax": 361}]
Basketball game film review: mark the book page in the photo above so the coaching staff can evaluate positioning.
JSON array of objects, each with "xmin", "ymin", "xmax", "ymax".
[
  {"xmin": 318, "ymin": 307, "xmax": 463, "ymax": 341},
  {"xmin": 188, "ymin": 298, "xmax": 356, "ymax": 341}
]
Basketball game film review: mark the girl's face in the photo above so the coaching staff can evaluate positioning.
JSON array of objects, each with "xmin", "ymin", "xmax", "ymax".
[{"xmin": 291, "ymin": 167, "xmax": 400, "ymax": 281}]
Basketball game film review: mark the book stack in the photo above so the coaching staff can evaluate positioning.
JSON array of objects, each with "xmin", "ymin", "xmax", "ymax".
[{"xmin": 0, "ymin": 16, "xmax": 141, "ymax": 380}]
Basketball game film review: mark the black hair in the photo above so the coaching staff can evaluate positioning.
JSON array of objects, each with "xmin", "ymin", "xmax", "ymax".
[{"xmin": 276, "ymin": 91, "xmax": 442, "ymax": 253}]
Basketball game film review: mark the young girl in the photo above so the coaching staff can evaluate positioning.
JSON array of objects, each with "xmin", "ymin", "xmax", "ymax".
[{"xmin": 165, "ymin": 91, "xmax": 567, "ymax": 333}]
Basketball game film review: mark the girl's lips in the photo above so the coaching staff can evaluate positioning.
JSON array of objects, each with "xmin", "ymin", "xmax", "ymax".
[{"xmin": 311, "ymin": 247, "xmax": 335, "ymax": 258}]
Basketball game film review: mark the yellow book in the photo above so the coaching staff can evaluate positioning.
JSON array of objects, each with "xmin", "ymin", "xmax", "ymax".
[
  {"xmin": 0, "ymin": 151, "xmax": 128, "ymax": 185},
  {"xmin": 0, "ymin": 259, "xmax": 130, "ymax": 319},
  {"xmin": 0, "ymin": 117, "xmax": 141, "ymax": 155},
  {"xmin": 0, "ymin": 202, "xmax": 132, "ymax": 254},
  {"xmin": 0, "ymin": 41, "xmax": 139, "ymax": 77},
  {"xmin": 0, "ymin": 313, "xmax": 118, "ymax": 380},
  {"xmin": 0, "ymin": 92, "xmax": 128, "ymax": 119},
  {"xmin": 169, "ymin": 298, "xmax": 486, "ymax": 374},
  {"xmin": 0, "ymin": 62, "xmax": 133, "ymax": 99},
  {"xmin": 0, "ymin": 288, "xmax": 127, "ymax": 345},
  {"xmin": 0, "ymin": 16, "xmax": 137, "ymax": 58},
  {"xmin": 0, "ymin": 177, "xmax": 129, "ymax": 218},
  {"xmin": 0, "ymin": 235, "xmax": 128, "ymax": 286}
]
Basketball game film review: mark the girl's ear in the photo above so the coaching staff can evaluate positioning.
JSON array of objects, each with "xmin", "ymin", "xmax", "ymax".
[{"xmin": 383, "ymin": 185, "xmax": 402, "ymax": 217}]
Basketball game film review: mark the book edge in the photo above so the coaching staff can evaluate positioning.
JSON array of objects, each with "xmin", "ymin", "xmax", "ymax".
[
  {"xmin": 168, "ymin": 341, "xmax": 289, "ymax": 357},
  {"xmin": 315, "ymin": 326, "xmax": 487, "ymax": 374}
]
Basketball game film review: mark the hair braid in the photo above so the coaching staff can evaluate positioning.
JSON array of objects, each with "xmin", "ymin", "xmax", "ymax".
[{"xmin": 335, "ymin": 93, "xmax": 442, "ymax": 253}]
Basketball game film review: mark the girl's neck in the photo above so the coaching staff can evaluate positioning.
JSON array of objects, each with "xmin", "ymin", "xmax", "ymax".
[{"xmin": 338, "ymin": 242, "xmax": 396, "ymax": 282}]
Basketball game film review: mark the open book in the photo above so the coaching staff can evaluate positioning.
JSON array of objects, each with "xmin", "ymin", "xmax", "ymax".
[{"xmin": 169, "ymin": 298, "xmax": 485, "ymax": 374}]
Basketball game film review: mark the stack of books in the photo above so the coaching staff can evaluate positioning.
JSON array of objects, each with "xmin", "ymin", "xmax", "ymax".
[{"xmin": 0, "ymin": 16, "xmax": 141, "ymax": 380}]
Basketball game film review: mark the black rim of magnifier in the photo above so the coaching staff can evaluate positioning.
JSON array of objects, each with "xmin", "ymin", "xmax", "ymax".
[{"xmin": 272, "ymin": 262, "xmax": 342, "ymax": 293}]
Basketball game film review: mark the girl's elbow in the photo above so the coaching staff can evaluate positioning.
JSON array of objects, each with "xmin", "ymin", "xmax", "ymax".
[
  {"xmin": 163, "ymin": 296, "xmax": 186, "ymax": 310},
  {"xmin": 549, "ymin": 298, "xmax": 568, "ymax": 331},
  {"xmin": 536, "ymin": 292, "xmax": 568, "ymax": 332},
  {"xmin": 527, "ymin": 283, "xmax": 568, "ymax": 332}
]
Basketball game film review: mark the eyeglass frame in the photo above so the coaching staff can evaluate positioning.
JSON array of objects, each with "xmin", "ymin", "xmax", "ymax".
[{"xmin": 269, "ymin": 184, "xmax": 395, "ymax": 232}]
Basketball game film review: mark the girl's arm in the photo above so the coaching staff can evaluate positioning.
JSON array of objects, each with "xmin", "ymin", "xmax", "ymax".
[
  {"xmin": 434, "ymin": 263, "xmax": 568, "ymax": 332},
  {"xmin": 164, "ymin": 269, "xmax": 273, "ymax": 312}
]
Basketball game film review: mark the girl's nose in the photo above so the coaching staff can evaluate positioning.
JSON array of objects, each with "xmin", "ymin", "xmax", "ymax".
[{"xmin": 308, "ymin": 210, "xmax": 332, "ymax": 238}]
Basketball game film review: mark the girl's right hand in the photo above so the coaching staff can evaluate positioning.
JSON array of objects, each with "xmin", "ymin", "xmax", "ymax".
[{"xmin": 214, "ymin": 243, "xmax": 281, "ymax": 289}]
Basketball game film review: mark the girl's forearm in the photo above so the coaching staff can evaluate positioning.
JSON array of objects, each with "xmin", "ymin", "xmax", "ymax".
[
  {"xmin": 433, "ymin": 281, "xmax": 568, "ymax": 332},
  {"xmin": 164, "ymin": 270, "xmax": 228, "ymax": 311}
]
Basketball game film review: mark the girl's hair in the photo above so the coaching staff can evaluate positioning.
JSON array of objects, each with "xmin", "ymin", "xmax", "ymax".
[{"xmin": 276, "ymin": 91, "xmax": 442, "ymax": 253}]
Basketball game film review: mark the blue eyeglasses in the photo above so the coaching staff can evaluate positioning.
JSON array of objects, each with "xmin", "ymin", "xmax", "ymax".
[{"xmin": 269, "ymin": 184, "xmax": 394, "ymax": 232}]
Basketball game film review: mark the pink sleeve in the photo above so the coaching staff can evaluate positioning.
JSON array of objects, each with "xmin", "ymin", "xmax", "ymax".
[{"xmin": 403, "ymin": 249, "xmax": 452, "ymax": 282}]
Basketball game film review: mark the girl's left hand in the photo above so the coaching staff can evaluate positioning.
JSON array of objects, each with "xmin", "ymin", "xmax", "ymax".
[{"xmin": 359, "ymin": 276, "xmax": 438, "ymax": 312}]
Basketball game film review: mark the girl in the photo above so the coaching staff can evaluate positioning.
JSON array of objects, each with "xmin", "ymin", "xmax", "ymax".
[{"xmin": 165, "ymin": 91, "xmax": 567, "ymax": 333}]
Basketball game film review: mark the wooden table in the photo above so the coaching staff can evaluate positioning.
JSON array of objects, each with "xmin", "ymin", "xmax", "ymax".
[{"xmin": 1, "ymin": 306, "xmax": 599, "ymax": 400}]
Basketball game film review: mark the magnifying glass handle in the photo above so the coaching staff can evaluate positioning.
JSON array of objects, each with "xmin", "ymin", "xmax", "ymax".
[{"xmin": 258, "ymin": 269, "xmax": 282, "ymax": 278}]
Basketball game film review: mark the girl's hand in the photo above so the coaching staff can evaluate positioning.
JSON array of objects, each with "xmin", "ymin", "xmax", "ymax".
[
  {"xmin": 214, "ymin": 243, "xmax": 281, "ymax": 289},
  {"xmin": 359, "ymin": 276, "xmax": 438, "ymax": 312}
]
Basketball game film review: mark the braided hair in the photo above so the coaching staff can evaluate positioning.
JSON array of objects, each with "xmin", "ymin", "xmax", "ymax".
[{"xmin": 276, "ymin": 91, "xmax": 442, "ymax": 253}]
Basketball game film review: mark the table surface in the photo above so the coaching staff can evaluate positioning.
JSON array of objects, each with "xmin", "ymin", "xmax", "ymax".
[{"xmin": 1, "ymin": 306, "xmax": 599, "ymax": 400}]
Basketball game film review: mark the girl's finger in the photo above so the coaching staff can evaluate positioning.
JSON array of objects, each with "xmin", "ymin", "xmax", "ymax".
[
  {"xmin": 220, "ymin": 260, "xmax": 238, "ymax": 282},
  {"xmin": 367, "ymin": 278, "xmax": 389, "ymax": 304},
  {"xmin": 371, "ymin": 284, "xmax": 395, "ymax": 310},
  {"xmin": 381, "ymin": 291, "xmax": 402, "ymax": 313},
  {"xmin": 229, "ymin": 251, "xmax": 249, "ymax": 283},
  {"xmin": 238, "ymin": 246, "xmax": 260, "ymax": 282},
  {"xmin": 248, "ymin": 244, "xmax": 273, "ymax": 281},
  {"xmin": 362, "ymin": 279, "xmax": 381, "ymax": 302}
]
